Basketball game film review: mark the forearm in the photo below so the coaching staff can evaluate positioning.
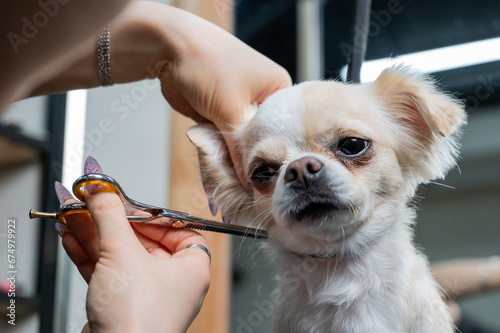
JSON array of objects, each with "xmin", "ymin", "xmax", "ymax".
[
  {"xmin": 29, "ymin": 2, "xmax": 197, "ymax": 97},
  {"xmin": 432, "ymin": 257, "xmax": 500, "ymax": 300},
  {"xmin": 0, "ymin": 0, "xmax": 130, "ymax": 109}
]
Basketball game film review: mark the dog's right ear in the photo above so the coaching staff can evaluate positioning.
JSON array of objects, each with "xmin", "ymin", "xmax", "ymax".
[{"xmin": 187, "ymin": 123, "xmax": 257, "ymax": 226}]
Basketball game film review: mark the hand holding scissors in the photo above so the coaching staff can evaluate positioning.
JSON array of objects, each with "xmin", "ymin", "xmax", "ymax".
[{"xmin": 31, "ymin": 156, "xmax": 213, "ymax": 332}]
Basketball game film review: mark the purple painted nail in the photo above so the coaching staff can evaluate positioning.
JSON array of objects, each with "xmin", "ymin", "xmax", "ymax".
[
  {"xmin": 54, "ymin": 181, "xmax": 73, "ymax": 204},
  {"xmin": 209, "ymin": 201, "xmax": 218, "ymax": 217},
  {"xmin": 55, "ymin": 223, "xmax": 70, "ymax": 237},
  {"xmin": 84, "ymin": 156, "xmax": 103, "ymax": 174},
  {"xmin": 222, "ymin": 215, "xmax": 231, "ymax": 224},
  {"xmin": 84, "ymin": 183, "xmax": 104, "ymax": 196}
]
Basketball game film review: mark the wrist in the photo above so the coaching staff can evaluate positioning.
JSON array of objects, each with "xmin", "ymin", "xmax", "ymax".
[
  {"xmin": 482, "ymin": 256, "xmax": 500, "ymax": 290},
  {"xmin": 106, "ymin": 2, "xmax": 175, "ymax": 83},
  {"xmin": 108, "ymin": 2, "xmax": 213, "ymax": 82}
]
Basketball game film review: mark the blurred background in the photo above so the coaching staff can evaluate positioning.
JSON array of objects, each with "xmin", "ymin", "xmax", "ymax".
[{"xmin": 1, "ymin": 0, "xmax": 499, "ymax": 332}]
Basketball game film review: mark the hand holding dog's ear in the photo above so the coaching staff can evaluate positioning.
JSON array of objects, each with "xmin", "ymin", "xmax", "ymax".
[
  {"xmin": 28, "ymin": 2, "xmax": 292, "ymax": 190},
  {"xmin": 158, "ymin": 13, "xmax": 291, "ymax": 190}
]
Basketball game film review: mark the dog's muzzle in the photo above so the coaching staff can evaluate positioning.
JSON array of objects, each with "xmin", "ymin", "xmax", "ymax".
[{"xmin": 283, "ymin": 156, "xmax": 342, "ymax": 222}]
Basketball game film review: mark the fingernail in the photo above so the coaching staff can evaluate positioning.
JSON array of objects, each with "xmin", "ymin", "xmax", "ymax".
[
  {"xmin": 55, "ymin": 223, "xmax": 70, "ymax": 237},
  {"xmin": 84, "ymin": 156, "xmax": 103, "ymax": 174},
  {"xmin": 54, "ymin": 181, "xmax": 73, "ymax": 204},
  {"xmin": 209, "ymin": 201, "xmax": 218, "ymax": 217},
  {"xmin": 222, "ymin": 215, "xmax": 231, "ymax": 224},
  {"xmin": 124, "ymin": 204, "xmax": 140, "ymax": 215},
  {"xmin": 84, "ymin": 183, "xmax": 103, "ymax": 196}
]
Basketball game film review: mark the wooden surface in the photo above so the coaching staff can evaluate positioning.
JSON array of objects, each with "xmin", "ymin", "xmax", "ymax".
[
  {"xmin": 0, "ymin": 136, "xmax": 39, "ymax": 168},
  {"xmin": 170, "ymin": 1, "xmax": 233, "ymax": 332}
]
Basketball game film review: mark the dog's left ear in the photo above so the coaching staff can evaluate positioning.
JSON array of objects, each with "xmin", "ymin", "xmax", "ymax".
[
  {"xmin": 373, "ymin": 66, "xmax": 467, "ymax": 183},
  {"xmin": 374, "ymin": 66, "xmax": 466, "ymax": 137},
  {"xmin": 186, "ymin": 118, "xmax": 258, "ymax": 227}
]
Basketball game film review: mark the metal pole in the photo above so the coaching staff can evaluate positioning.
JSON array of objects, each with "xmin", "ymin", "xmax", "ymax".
[
  {"xmin": 346, "ymin": 0, "xmax": 372, "ymax": 83},
  {"xmin": 297, "ymin": 0, "xmax": 325, "ymax": 82},
  {"xmin": 38, "ymin": 93, "xmax": 66, "ymax": 333}
]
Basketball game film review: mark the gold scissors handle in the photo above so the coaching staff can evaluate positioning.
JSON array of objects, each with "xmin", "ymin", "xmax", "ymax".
[{"xmin": 29, "ymin": 173, "xmax": 268, "ymax": 239}]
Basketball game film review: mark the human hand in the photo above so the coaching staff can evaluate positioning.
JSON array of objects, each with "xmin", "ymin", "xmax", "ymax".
[
  {"xmin": 55, "ymin": 157, "xmax": 210, "ymax": 333},
  {"xmin": 111, "ymin": 2, "xmax": 292, "ymax": 189},
  {"xmin": 31, "ymin": 2, "xmax": 291, "ymax": 190},
  {"xmin": 155, "ymin": 6, "xmax": 292, "ymax": 189}
]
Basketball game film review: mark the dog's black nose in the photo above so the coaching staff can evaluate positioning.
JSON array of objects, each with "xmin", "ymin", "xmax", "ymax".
[{"xmin": 284, "ymin": 157, "xmax": 323, "ymax": 187}]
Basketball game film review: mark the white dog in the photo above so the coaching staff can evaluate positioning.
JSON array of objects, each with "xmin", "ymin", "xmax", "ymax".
[{"xmin": 187, "ymin": 67, "xmax": 466, "ymax": 332}]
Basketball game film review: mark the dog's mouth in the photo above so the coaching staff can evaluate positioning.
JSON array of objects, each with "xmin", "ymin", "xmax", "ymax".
[{"xmin": 289, "ymin": 200, "xmax": 342, "ymax": 222}]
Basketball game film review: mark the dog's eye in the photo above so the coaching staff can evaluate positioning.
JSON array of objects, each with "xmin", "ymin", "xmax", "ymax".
[
  {"xmin": 251, "ymin": 165, "xmax": 279, "ymax": 183},
  {"xmin": 337, "ymin": 137, "xmax": 369, "ymax": 156}
]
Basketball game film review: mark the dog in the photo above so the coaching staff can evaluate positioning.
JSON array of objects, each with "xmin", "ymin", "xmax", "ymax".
[{"xmin": 187, "ymin": 67, "xmax": 466, "ymax": 332}]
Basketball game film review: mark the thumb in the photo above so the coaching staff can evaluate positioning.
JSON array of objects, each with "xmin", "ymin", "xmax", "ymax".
[
  {"xmin": 215, "ymin": 105, "xmax": 257, "ymax": 195},
  {"xmin": 223, "ymin": 135, "xmax": 252, "ymax": 195},
  {"xmin": 85, "ymin": 185, "xmax": 142, "ymax": 252}
]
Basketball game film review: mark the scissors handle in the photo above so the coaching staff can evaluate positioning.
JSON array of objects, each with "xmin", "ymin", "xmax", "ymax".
[{"xmin": 29, "ymin": 202, "xmax": 90, "ymax": 225}]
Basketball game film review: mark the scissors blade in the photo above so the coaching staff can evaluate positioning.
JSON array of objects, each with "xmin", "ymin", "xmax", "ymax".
[{"xmin": 129, "ymin": 209, "xmax": 268, "ymax": 239}]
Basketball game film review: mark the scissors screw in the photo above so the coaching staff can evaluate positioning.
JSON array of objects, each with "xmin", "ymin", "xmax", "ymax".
[{"xmin": 172, "ymin": 220, "xmax": 184, "ymax": 228}]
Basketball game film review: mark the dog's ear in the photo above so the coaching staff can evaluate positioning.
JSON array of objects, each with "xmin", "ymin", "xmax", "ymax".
[
  {"xmin": 186, "ymin": 122, "xmax": 257, "ymax": 227},
  {"xmin": 373, "ymin": 66, "xmax": 467, "ymax": 184}
]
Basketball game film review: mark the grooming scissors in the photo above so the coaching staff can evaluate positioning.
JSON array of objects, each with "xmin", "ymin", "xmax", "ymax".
[{"xmin": 29, "ymin": 173, "xmax": 268, "ymax": 239}]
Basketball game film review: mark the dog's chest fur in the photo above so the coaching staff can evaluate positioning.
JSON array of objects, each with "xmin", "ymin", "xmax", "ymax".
[{"xmin": 269, "ymin": 215, "xmax": 452, "ymax": 333}]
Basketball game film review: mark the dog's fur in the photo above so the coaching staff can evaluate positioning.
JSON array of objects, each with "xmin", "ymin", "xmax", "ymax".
[{"xmin": 187, "ymin": 67, "xmax": 466, "ymax": 332}]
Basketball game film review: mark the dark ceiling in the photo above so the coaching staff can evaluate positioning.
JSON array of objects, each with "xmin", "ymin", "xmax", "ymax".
[{"xmin": 236, "ymin": 0, "xmax": 500, "ymax": 112}]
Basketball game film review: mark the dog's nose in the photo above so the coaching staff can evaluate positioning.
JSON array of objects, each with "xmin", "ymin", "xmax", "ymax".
[{"xmin": 284, "ymin": 157, "xmax": 323, "ymax": 187}]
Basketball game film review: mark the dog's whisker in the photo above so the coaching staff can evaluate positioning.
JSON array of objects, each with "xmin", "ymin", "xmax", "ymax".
[
  {"xmin": 223, "ymin": 195, "xmax": 273, "ymax": 216},
  {"xmin": 428, "ymin": 181, "xmax": 456, "ymax": 189}
]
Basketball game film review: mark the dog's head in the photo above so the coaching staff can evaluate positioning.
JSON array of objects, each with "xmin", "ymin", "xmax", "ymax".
[{"xmin": 187, "ymin": 67, "xmax": 466, "ymax": 257}]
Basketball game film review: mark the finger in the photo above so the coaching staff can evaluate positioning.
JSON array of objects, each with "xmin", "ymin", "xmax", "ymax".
[
  {"xmin": 252, "ymin": 68, "xmax": 293, "ymax": 105},
  {"xmin": 172, "ymin": 231, "xmax": 211, "ymax": 269},
  {"xmin": 63, "ymin": 211, "xmax": 100, "ymax": 262},
  {"xmin": 58, "ymin": 225, "xmax": 95, "ymax": 283},
  {"xmin": 168, "ymin": 228, "xmax": 211, "ymax": 267},
  {"xmin": 223, "ymin": 133, "xmax": 252, "ymax": 194},
  {"xmin": 132, "ymin": 223, "xmax": 208, "ymax": 258},
  {"xmin": 55, "ymin": 181, "xmax": 100, "ymax": 262},
  {"xmin": 132, "ymin": 224, "xmax": 210, "ymax": 268},
  {"xmin": 124, "ymin": 205, "xmax": 151, "ymax": 217},
  {"xmin": 84, "ymin": 187, "xmax": 143, "ymax": 252},
  {"xmin": 215, "ymin": 117, "xmax": 253, "ymax": 194},
  {"xmin": 161, "ymin": 84, "xmax": 208, "ymax": 123},
  {"xmin": 129, "ymin": 224, "xmax": 173, "ymax": 259}
]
